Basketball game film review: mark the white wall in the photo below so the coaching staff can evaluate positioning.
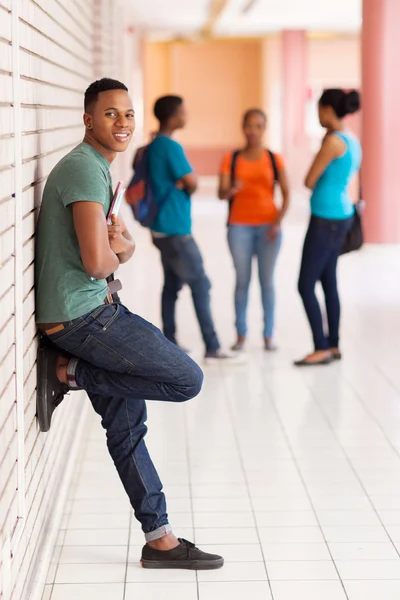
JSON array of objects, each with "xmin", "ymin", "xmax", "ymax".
[{"xmin": 0, "ymin": 2, "xmax": 142, "ymax": 599}]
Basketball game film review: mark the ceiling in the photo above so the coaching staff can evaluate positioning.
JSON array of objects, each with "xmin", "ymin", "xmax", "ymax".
[{"xmin": 132, "ymin": 0, "xmax": 362, "ymax": 39}]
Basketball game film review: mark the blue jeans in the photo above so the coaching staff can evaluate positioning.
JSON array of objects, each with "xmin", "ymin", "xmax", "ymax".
[
  {"xmin": 227, "ymin": 224, "xmax": 282, "ymax": 339},
  {"xmin": 298, "ymin": 215, "xmax": 353, "ymax": 350},
  {"xmin": 153, "ymin": 235, "xmax": 220, "ymax": 352},
  {"xmin": 47, "ymin": 302, "xmax": 203, "ymax": 541}
]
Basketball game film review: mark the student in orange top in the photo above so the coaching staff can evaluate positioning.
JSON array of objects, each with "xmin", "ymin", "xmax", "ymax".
[{"xmin": 218, "ymin": 108, "xmax": 290, "ymax": 351}]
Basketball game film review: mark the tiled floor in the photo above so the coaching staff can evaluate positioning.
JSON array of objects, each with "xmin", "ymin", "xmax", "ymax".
[{"xmin": 42, "ymin": 189, "xmax": 400, "ymax": 599}]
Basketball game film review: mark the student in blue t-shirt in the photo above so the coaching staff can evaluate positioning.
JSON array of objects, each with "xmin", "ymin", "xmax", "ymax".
[
  {"xmin": 148, "ymin": 96, "xmax": 236, "ymax": 362},
  {"xmin": 295, "ymin": 89, "xmax": 362, "ymax": 367}
]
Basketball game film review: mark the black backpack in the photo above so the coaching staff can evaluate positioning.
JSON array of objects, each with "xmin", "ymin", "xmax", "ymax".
[{"xmin": 228, "ymin": 149, "xmax": 279, "ymax": 222}]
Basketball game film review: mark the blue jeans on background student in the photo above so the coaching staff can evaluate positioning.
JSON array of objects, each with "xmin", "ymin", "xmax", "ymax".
[
  {"xmin": 227, "ymin": 224, "xmax": 282, "ymax": 339},
  {"xmin": 297, "ymin": 215, "xmax": 353, "ymax": 350},
  {"xmin": 46, "ymin": 302, "xmax": 203, "ymax": 541},
  {"xmin": 153, "ymin": 235, "xmax": 220, "ymax": 353}
]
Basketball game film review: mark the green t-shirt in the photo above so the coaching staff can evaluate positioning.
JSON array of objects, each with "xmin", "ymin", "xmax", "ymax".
[{"xmin": 35, "ymin": 143, "xmax": 112, "ymax": 322}]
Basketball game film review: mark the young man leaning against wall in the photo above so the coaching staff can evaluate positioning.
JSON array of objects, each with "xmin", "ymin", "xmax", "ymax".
[{"xmin": 34, "ymin": 78, "xmax": 224, "ymax": 571}]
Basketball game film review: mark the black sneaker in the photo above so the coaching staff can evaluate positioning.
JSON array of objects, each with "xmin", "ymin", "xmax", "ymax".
[
  {"xmin": 36, "ymin": 339, "xmax": 69, "ymax": 432},
  {"xmin": 141, "ymin": 538, "xmax": 224, "ymax": 570}
]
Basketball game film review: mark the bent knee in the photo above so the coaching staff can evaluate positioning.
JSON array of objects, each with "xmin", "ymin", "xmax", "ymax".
[{"xmin": 175, "ymin": 359, "xmax": 204, "ymax": 402}]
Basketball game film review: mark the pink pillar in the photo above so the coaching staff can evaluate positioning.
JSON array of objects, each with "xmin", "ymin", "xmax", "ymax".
[
  {"xmin": 282, "ymin": 30, "xmax": 307, "ymax": 179},
  {"xmin": 362, "ymin": 0, "xmax": 400, "ymax": 243}
]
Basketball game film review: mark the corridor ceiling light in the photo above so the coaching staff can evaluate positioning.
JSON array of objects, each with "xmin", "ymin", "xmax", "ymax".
[
  {"xmin": 241, "ymin": 0, "xmax": 260, "ymax": 14},
  {"xmin": 200, "ymin": 0, "xmax": 230, "ymax": 38}
]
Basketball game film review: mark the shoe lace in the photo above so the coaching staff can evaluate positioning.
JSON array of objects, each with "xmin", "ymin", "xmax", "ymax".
[{"xmin": 178, "ymin": 538, "xmax": 196, "ymax": 551}]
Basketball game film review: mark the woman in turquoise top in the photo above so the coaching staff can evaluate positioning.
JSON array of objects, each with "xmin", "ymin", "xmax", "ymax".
[{"xmin": 295, "ymin": 89, "xmax": 362, "ymax": 366}]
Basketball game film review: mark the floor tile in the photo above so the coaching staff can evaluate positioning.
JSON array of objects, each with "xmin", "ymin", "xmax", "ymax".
[
  {"xmin": 197, "ymin": 562, "xmax": 267, "ymax": 582},
  {"xmin": 271, "ymin": 580, "xmax": 347, "ymax": 600},
  {"xmin": 344, "ymin": 581, "xmax": 400, "ymax": 600},
  {"xmin": 67, "ymin": 513, "xmax": 130, "ymax": 530},
  {"xmin": 316, "ymin": 510, "xmax": 381, "ymax": 527},
  {"xmin": 199, "ymin": 544, "xmax": 263, "ymax": 562},
  {"xmin": 195, "ymin": 528, "xmax": 259, "ymax": 545},
  {"xmin": 126, "ymin": 563, "xmax": 196, "ymax": 582},
  {"xmin": 125, "ymin": 583, "xmax": 198, "ymax": 600},
  {"xmin": 192, "ymin": 498, "xmax": 252, "ymax": 512},
  {"xmin": 199, "ymin": 581, "xmax": 272, "ymax": 600},
  {"xmin": 51, "ymin": 583, "xmax": 124, "ymax": 600},
  {"xmin": 194, "ymin": 512, "xmax": 255, "ymax": 528},
  {"xmin": 328, "ymin": 542, "xmax": 399, "ymax": 560},
  {"xmin": 59, "ymin": 546, "xmax": 127, "ymax": 564},
  {"xmin": 63, "ymin": 529, "xmax": 128, "ymax": 546},
  {"xmin": 258, "ymin": 526, "xmax": 325, "ymax": 544},
  {"xmin": 55, "ymin": 563, "xmax": 125, "ymax": 584},
  {"xmin": 261, "ymin": 543, "xmax": 331, "ymax": 561},
  {"xmin": 322, "ymin": 526, "xmax": 390, "ymax": 543},
  {"xmin": 267, "ymin": 560, "xmax": 339, "ymax": 580},
  {"xmin": 255, "ymin": 511, "xmax": 318, "ymax": 527},
  {"xmin": 336, "ymin": 559, "xmax": 400, "ymax": 580}
]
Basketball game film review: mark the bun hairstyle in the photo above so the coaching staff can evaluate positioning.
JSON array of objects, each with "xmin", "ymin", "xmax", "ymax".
[{"xmin": 319, "ymin": 89, "xmax": 361, "ymax": 118}]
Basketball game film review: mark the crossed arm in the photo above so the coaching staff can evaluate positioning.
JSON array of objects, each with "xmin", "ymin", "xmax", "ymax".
[{"xmin": 72, "ymin": 202, "xmax": 135, "ymax": 280}]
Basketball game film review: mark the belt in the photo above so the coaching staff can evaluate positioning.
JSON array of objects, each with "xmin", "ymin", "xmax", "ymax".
[{"xmin": 39, "ymin": 279, "xmax": 122, "ymax": 336}]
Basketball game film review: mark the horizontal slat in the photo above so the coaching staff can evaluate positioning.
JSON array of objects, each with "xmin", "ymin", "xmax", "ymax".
[
  {"xmin": 0, "ymin": 226, "xmax": 14, "ymax": 265},
  {"xmin": 23, "ymin": 370, "xmax": 36, "ymax": 414},
  {"xmin": 0, "ymin": 6, "xmax": 11, "ymax": 41},
  {"xmin": 0, "ymin": 70, "xmax": 13, "ymax": 103},
  {"xmin": 23, "ymin": 289, "xmax": 35, "ymax": 328},
  {"xmin": 0, "ymin": 286, "xmax": 14, "ymax": 332},
  {"xmin": 0, "ymin": 136, "xmax": 15, "ymax": 169},
  {"xmin": 23, "ymin": 238, "xmax": 34, "ymax": 271},
  {"xmin": 0, "ymin": 196, "xmax": 15, "ymax": 233},
  {"xmin": 0, "ymin": 169, "xmax": 14, "ymax": 203},
  {"xmin": 19, "ymin": 20, "xmax": 92, "ymax": 77},
  {"xmin": 21, "ymin": 106, "xmax": 82, "ymax": 132},
  {"xmin": 23, "ymin": 315, "xmax": 36, "ymax": 356},
  {"xmin": 23, "ymin": 335, "xmax": 37, "ymax": 387},
  {"xmin": 22, "ymin": 185, "xmax": 43, "ymax": 218},
  {"xmin": 61, "ymin": 0, "xmax": 92, "ymax": 38},
  {"xmin": 0, "ymin": 316, "xmax": 15, "ymax": 364},
  {"xmin": 0, "ymin": 374, "xmax": 16, "ymax": 432},
  {"xmin": 23, "ymin": 263, "xmax": 34, "ymax": 299},
  {"xmin": 0, "ymin": 350, "xmax": 15, "ymax": 399},
  {"xmin": 0, "ymin": 258, "xmax": 14, "ymax": 297},
  {"xmin": 28, "ymin": 0, "xmax": 92, "ymax": 53},
  {"xmin": 22, "ymin": 212, "xmax": 35, "ymax": 245},
  {"xmin": 20, "ymin": 79, "xmax": 82, "ymax": 108},
  {"xmin": 0, "ymin": 406, "xmax": 17, "ymax": 469},
  {"xmin": 19, "ymin": 50, "xmax": 89, "ymax": 92},
  {"xmin": 0, "ymin": 106, "xmax": 14, "ymax": 138},
  {"xmin": 21, "ymin": 128, "xmax": 82, "ymax": 162},
  {"xmin": 0, "ymin": 461, "xmax": 18, "ymax": 533}
]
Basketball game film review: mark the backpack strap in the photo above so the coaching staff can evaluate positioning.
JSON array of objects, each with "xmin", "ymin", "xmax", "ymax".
[
  {"xmin": 230, "ymin": 149, "xmax": 240, "ymax": 186},
  {"xmin": 227, "ymin": 150, "xmax": 240, "ymax": 225},
  {"xmin": 267, "ymin": 149, "xmax": 279, "ymax": 184}
]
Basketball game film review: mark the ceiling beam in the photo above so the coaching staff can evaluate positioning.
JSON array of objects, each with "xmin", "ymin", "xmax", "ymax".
[{"xmin": 200, "ymin": 0, "xmax": 230, "ymax": 38}]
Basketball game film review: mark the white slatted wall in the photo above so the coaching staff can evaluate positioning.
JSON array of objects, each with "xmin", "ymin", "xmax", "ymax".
[{"xmin": 0, "ymin": 1, "xmax": 140, "ymax": 599}]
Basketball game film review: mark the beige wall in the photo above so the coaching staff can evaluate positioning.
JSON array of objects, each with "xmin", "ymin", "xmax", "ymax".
[
  {"xmin": 144, "ymin": 39, "xmax": 263, "ymax": 173},
  {"xmin": 308, "ymin": 36, "xmax": 361, "ymax": 88},
  {"xmin": 143, "ymin": 35, "xmax": 360, "ymax": 177}
]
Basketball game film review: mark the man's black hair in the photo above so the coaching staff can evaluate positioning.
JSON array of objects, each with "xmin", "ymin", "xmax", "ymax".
[
  {"xmin": 153, "ymin": 95, "xmax": 183, "ymax": 123},
  {"xmin": 84, "ymin": 78, "xmax": 128, "ymax": 112}
]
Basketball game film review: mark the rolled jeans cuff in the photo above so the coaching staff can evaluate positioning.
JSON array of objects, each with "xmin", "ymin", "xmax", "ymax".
[
  {"xmin": 67, "ymin": 358, "xmax": 81, "ymax": 390},
  {"xmin": 145, "ymin": 524, "xmax": 172, "ymax": 543}
]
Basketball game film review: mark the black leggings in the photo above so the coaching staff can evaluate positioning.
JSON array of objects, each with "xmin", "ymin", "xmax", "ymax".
[{"xmin": 298, "ymin": 216, "xmax": 353, "ymax": 351}]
